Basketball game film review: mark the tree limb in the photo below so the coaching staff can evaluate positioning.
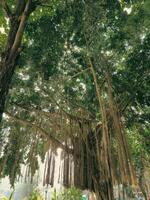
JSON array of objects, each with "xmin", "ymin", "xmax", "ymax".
[
  {"xmin": 68, "ymin": 67, "xmax": 90, "ymax": 80},
  {"xmin": 5, "ymin": 111, "xmax": 74, "ymax": 154},
  {"xmin": 36, "ymin": 3, "xmax": 52, "ymax": 8},
  {"xmin": 12, "ymin": 102, "xmax": 97, "ymax": 124},
  {"xmin": 1, "ymin": 0, "xmax": 12, "ymax": 18},
  {"xmin": 40, "ymin": 88, "xmax": 97, "ymax": 123},
  {"xmin": 8, "ymin": 0, "xmax": 32, "ymax": 60}
]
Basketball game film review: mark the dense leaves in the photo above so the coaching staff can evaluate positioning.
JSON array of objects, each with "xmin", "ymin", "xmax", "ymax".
[{"xmin": 0, "ymin": 0, "xmax": 149, "ymax": 197}]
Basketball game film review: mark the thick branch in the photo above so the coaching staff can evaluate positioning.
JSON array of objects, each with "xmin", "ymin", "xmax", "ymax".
[
  {"xmin": 5, "ymin": 111, "xmax": 73, "ymax": 154},
  {"xmin": 8, "ymin": 0, "xmax": 32, "ymax": 60},
  {"xmin": 1, "ymin": 0, "xmax": 12, "ymax": 18},
  {"xmin": 13, "ymin": 103, "xmax": 97, "ymax": 124}
]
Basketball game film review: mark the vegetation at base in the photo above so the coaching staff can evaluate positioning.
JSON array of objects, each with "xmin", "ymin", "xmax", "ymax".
[
  {"xmin": 28, "ymin": 189, "xmax": 45, "ymax": 200},
  {"xmin": 0, "ymin": 191, "xmax": 14, "ymax": 200},
  {"xmin": 0, "ymin": 187, "xmax": 82, "ymax": 200},
  {"xmin": 59, "ymin": 187, "xmax": 82, "ymax": 200}
]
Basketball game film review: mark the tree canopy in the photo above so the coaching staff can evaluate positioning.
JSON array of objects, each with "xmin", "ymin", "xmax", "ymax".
[{"xmin": 0, "ymin": 0, "xmax": 150, "ymax": 199}]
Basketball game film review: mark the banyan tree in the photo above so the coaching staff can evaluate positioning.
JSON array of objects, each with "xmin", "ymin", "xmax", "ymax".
[
  {"xmin": 0, "ymin": 63, "xmax": 138, "ymax": 199},
  {"xmin": 0, "ymin": 0, "xmax": 150, "ymax": 200}
]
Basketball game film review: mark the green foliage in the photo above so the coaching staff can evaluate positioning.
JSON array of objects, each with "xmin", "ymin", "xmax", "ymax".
[
  {"xmin": 51, "ymin": 189, "xmax": 57, "ymax": 200},
  {"xmin": 0, "ymin": 0, "xmax": 149, "ymax": 189},
  {"xmin": 0, "ymin": 190, "xmax": 44, "ymax": 200},
  {"xmin": 51, "ymin": 187, "xmax": 82, "ymax": 200},
  {"xmin": 127, "ymin": 125, "xmax": 150, "ymax": 180},
  {"xmin": 0, "ymin": 123, "xmax": 30, "ymax": 186},
  {"xmin": 28, "ymin": 189, "xmax": 45, "ymax": 200}
]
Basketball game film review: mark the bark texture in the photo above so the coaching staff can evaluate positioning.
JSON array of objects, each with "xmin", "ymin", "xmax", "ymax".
[{"xmin": 0, "ymin": 0, "xmax": 37, "ymax": 122}]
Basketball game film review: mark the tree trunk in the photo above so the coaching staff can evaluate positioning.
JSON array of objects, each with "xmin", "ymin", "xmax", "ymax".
[
  {"xmin": 89, "ymin": 59, "xmax": 114, "ymax": 200},
  {"xmin": 0, "ymin": 0, "xmax": 36, "ymax": 122}
]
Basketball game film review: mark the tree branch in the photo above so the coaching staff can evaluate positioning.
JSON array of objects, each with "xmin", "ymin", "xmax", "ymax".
[
  {"xmin": 12, "ymin": 102, "xmax": 97, "ymax": 124},
  {"xmin": 5, "ymin": 111, "xmax": 73, "ymax": 154},
  {"xmin": 8, "ymin": 0, "xmax": 32, "ymax": 60},
  {"xmin": 40, "ymin": 87, "xmax": 97, "ymax": 123},
  {"xmin": 37, "ymin": 3, "xmax": 52, "ymax": 8},
  {"xmin": 1, "ymin": 0, "xmax": 12, "ymax": 18},
  {"xmin": 68, "ymin": 67, "xmax": 90, "ymax": 80}
]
